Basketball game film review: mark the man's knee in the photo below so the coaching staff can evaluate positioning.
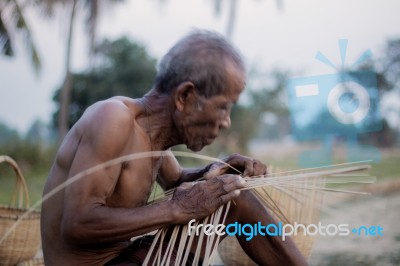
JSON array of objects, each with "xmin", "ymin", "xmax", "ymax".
[{"xmin": 227, "ymin": 190, "xmax": 266, "ymax": 222}]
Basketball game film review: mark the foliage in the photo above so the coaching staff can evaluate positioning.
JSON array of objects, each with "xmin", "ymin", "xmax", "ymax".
[
  {"xmin": 248, "ymin": 69, "xmax": 290, "ymax": 116},
  {"xmin": 38, "ymin": 0, "xmax": 124, "ymax": 56},
  {"xmin": 0, "ymin": 121, "xmax": 56, "ymax": 172},
  {"xmin": 359, "ymin": 119, "xmax": 398, "ymax": 147},
  {"xmin": 52, "ymin": 37, "xmax": 157, "ymax": 129},
  {"xmin": 0, "ymin": 121, "xmax": 19, "ymax": 145},
  {"xmin": 38, "ymin": 0, "xmax": 124, "ymax": 141},
  {"xmin": 382, "ymin": 38, "xmax": 400, "ymax": 89},
  {"xmin": 0, "ymin": 0, "xmax": 41, "ymax": 72}
]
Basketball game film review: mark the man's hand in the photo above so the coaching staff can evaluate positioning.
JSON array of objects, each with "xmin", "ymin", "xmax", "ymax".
[
  {"xmin": 204, "ymin": 153, "xmax": 267, "ymax": 179},
  {"xmin": 171, "ymin": 174, "xmax": 245, "ymax": 223}
]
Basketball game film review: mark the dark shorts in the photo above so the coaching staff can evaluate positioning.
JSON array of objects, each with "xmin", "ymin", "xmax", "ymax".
[{"xmin": 105, "ymin": 235, "xmax": 200, "ymax": 266}]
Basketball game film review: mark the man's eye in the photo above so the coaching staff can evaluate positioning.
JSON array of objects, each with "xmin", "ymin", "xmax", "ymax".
[{"xmin": 220, "ymin": 104, "xmax": 232, "ymax": 111}]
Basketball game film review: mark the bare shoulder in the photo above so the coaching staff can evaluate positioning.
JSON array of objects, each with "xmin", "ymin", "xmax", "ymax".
[
  {"xmin": 77, "ymin": 97, "xmax": 143, "ymax": 157},
  {"xmin": 55, "ymin": 97, "xmax": 145, "ymax": 170},
  {"xmin": 85, "ymin": 96, "xmax": 138, "ymax": 118}
]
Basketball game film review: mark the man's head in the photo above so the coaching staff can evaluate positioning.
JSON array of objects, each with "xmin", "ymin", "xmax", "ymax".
[
  {"xmin": 155, "ymin": 30, "xmax": 245, "ymax": 98},
  {"xmin": 155, "ymin": 30, "xmax": 246, "ymax": 151}
]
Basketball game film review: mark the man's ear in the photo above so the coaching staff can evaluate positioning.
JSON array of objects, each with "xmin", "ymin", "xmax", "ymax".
[{"xmin": 174, "ymin": 81, "xmax": 196, "ymax": 112}]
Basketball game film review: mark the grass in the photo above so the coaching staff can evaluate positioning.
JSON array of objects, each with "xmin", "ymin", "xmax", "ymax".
[
  {"xmin": 369, "ymin": 155, "xmax": 400, "ymax": 180},
  {"xmin": 256, "ymin": 146, "xmax": 400, "ymax": 180},
  {"xmin": 0, "ymin": 165, "xmax": 48, "ymax": 209}
]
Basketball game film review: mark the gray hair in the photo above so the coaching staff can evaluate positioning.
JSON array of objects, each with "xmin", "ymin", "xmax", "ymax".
[{"xmin": 154, "ymin": 30, "xmax": 245, "ymax": 97}]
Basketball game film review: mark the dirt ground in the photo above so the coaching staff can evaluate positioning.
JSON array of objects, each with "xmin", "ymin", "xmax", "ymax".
[
  {"xmin": 215, "ymin": 177, "xmax": 400, "ymax": 265},
  {"xmin": 308, "ymin": 186, "xmax": 400, "ymax": 266}
]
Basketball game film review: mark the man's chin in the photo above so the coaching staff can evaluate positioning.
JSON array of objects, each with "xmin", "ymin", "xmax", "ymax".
[
  {"xmin": 187, "ymin": 144, "xmax": 204, "ymax": 152},
  {"xmin": 187, "ymin": 140, "xmax": 212, "ymax": 152}
]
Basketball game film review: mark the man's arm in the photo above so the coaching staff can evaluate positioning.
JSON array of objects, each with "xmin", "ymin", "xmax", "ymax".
[
  {"xmin": 60, "ymin": 100, "xmax": 243, "ymax": 247},
  {"xmin": 158, "ymin": 152, "xmax": 267, "ymax": 190},
  {"xmin": 157, "ymin": 152, "xmax": 211, "ymax": 190}
]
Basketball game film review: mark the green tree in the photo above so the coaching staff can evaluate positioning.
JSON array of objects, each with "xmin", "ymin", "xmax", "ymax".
[
  {"xmin": 26, "ymin": 119, "xmax": 50, "ymax": 144},
  {"xmin": 52, "ymin": 37, "xmax": 157, "ymax": 129},
  {"xmin": 382, "ymin": 38, "xmax": 400, "ymax": 89},
  {"xmin": 0, "ymin": 0, "xmax": 41, "ymax": 72},
  {"xmin": 40, "ymin": 0, "xmax": 123, "ymax": 142},
  {"xmin": 211, "ymin": 0, "xmax": 284, "ymax": 39},
  {"xmin": 381, "ymin": 38, "xmax": 400, "ymax": 144},
  {"xmin": 0, "ymin": 120, "xmax": 53, "ymax": 170},
  {"xmin": 0, "ymin": 121, "xmax": 19, "ymax": 145}
]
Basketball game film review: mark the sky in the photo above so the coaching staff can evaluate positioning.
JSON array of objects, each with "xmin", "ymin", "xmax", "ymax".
[{"xmin": 0, "ymin": 0, "xmax": 400, "ymax": 134}]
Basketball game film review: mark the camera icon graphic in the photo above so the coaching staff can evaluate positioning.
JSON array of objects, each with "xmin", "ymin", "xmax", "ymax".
[{"xmin": 286, "ymin": 40, "xmax": 382, "ymax": 166}]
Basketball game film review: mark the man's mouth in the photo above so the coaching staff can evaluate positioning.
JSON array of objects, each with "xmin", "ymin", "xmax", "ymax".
[{"xmin": 205, "ymin": 136, "xmax": 217, "ymax": 145}]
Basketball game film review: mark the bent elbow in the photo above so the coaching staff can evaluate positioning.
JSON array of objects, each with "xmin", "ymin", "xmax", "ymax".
[{"xmin": 61, "ymin": 218, "xmax": 90, "ymax": 246}]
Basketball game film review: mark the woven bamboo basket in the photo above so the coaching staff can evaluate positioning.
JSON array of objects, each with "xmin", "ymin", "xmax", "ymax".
[
  {"xmin": 0, "ymin": 155, "xmax": 41, "ymax": 266},
  {"xmin": 16, "ymin": 258, "xmax": 44, "ymax": 266}
]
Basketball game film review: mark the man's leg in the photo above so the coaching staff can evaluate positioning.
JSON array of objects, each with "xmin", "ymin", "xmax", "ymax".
[
  {"xmin": 123, "ymin": 191, "xmax": 307, "ymax": 265},
  {"xmin": 225, "ymin": 190, "xmax": 308, "ymax": 266},
  {"xmin": 185, "ymin": 190, "xmax": 307, "ymax": 265}
]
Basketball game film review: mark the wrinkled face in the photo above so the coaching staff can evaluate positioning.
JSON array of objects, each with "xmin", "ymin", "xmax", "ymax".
[{"xmin": 176, "ymin": 62, "xmax": 245, "ymax": 151}]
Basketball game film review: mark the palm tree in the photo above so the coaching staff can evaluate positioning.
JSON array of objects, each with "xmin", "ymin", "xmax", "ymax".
[
  {"xmin": 212, "ymin": 0, "xmax": 284, "ymax": 40},
  {"xmin": 40, "ymin": 0, "xmax": 123, "ymax": 142},
  {"xmin": 58, "ymin": 0, "xmax": 77, "ymax": 143},
  {"xmin": 0, "ymin": 0, "xmax": 41, "ymax": 73}
]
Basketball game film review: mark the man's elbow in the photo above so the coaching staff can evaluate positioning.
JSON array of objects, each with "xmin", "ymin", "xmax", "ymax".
[
  {"xmin": 157, "ymin": 176, "xmax": 179, "ymax": 191},
  {"xmin": 61, "ymin": 217, "xmax": 92, "ymax": 246}
]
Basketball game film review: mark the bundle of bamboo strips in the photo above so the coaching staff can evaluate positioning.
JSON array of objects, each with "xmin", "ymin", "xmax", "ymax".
[{"xmin": 144, "ymin": 162, "xmax": 374, "ymax": 265}]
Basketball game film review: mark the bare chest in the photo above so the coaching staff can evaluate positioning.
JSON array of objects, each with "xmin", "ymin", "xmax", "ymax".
[{"xmin": 106, "ymin": 156, "xmax": 163, "ymax": 208}]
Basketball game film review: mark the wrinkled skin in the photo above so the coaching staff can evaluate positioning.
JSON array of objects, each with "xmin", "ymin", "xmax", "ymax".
[{"xmin": 172, "ymin": 174, "xmax": 244, "ymax": 222}]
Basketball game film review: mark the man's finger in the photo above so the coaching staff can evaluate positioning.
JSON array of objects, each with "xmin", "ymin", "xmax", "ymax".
[
  {"xmin": 181, "ymin": 182, "xmax": 194, "ymax": 189},
  {"xmin": 219, "ymin": 189, "xmax": 241, "ymax": 204},
  {"xmin": 253, "ymin": 159, "xmax": 268, "ymax": 176},
  {"xmin": 242, "ymin": 159, "xmax": 254, "ymax": 177},
  {"xmin": 202, "ymin": 175, "xmax": 244, "ymax": 196},
  {"xmin": 222, "ymin": 175, "xmax": 245, "ymax": 192},
  {"xmin": 204, "ymin": 164, "xmax": 229, "ymax": 179},
  {"xmin": 226, "ymin": 154, "xmax": 254, "ymax": 177}
]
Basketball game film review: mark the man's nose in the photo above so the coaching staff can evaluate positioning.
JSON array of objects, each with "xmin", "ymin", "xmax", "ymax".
[{"xmin": 220, "ymin": 114, "xmax": 231, "ymax": 129}]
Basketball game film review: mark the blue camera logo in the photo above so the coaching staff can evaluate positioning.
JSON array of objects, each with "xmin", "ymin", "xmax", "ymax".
[{"xmin": 286, "ymin": 40, "xmax": 382, "ymax": 166}]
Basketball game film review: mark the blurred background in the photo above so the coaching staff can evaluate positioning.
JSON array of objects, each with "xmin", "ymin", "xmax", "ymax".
[{"xmin": 0, "ymin": 0, "xmax": 399, "ymax": 265}]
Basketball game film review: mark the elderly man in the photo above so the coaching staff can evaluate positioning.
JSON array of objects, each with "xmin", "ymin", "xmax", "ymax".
[{"xmin": 41, "ymin": 30, "xmax": 306, "ymax": 265}]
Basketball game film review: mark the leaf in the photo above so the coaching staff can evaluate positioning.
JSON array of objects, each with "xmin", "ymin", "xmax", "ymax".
[
  {"xmin": 0, "ymin": 9, "xmax": 14, "ymax": 56},
  {"xmin": 14, "ymin": 0, "xmax": 41, "ymax": 73}
]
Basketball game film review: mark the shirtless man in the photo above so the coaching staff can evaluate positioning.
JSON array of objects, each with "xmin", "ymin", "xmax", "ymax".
[{"xmin": 41, "ymin": 30, "xmax": 307, "ymax": 265}]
